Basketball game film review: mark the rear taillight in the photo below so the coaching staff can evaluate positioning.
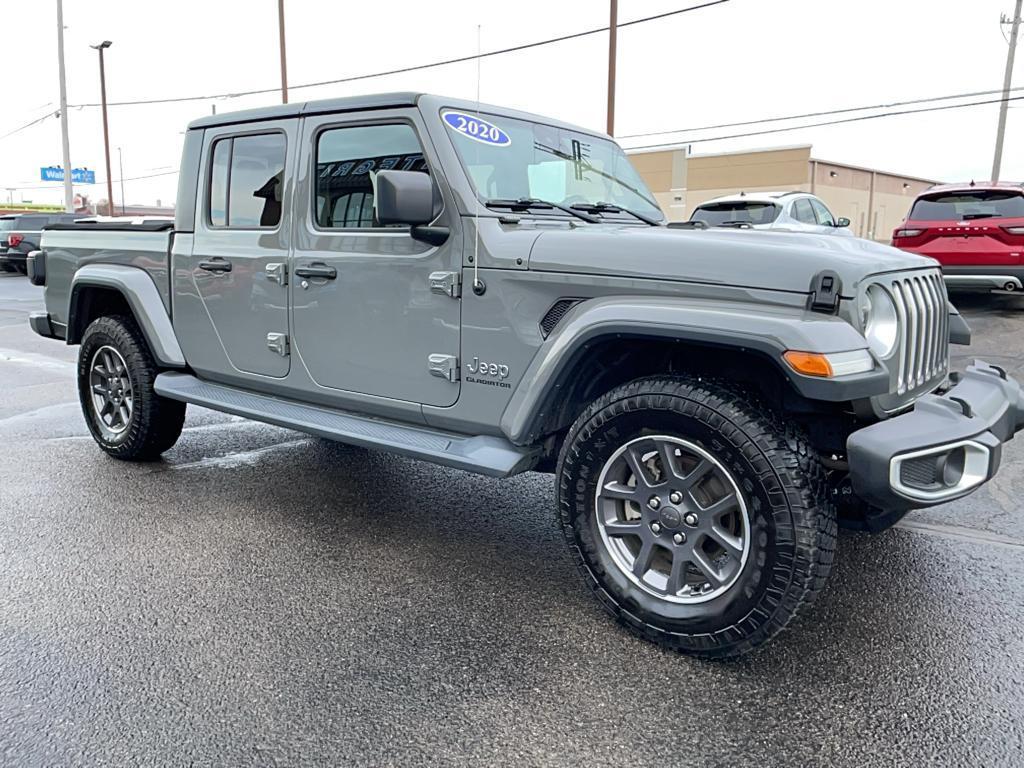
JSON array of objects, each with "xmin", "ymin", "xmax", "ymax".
[
  {"xmin": 1002, "ymin": 226, "xmax": 1024, "ymax": 235},
  {"xmin": 894, "ymin": 229, "xmax": 923, "ymax": 239},
  {"xmin": 8, "ymin": 234, "xmax": 23, "ymax": 247}
]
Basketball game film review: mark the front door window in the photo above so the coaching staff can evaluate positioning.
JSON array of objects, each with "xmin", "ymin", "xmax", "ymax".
[
  {"xmin": 314, "ymin": 124, "xmax": 428, "ymax": 230},
  {"xmin": 809, "ymin": 198, "xmax": 836, "ymax": 227}
]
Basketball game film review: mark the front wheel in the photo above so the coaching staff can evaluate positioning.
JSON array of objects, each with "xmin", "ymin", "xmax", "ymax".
[
  {"xmin": 556, "ymin": 376, "xmax": 836, "ymax": 659},
  {"xmin": 78, "ymin": 315, "xmax": 186, "ymax": 460}
]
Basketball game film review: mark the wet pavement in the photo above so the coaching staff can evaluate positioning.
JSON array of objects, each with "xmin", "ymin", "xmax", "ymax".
[{"xmin": 1, "ymin": 273, "xmax": 1022, "ymax": 766}]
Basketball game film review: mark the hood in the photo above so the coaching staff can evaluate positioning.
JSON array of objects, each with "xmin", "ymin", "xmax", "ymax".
[{"xmin": 527, "ymin": 225, "xmax": 936, "ymax": 297}]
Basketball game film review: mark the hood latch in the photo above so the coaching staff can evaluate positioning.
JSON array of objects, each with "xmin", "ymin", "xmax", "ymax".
[{"xmin": 808, "ymin": 270, "xmax": 842, "ymax": 314}]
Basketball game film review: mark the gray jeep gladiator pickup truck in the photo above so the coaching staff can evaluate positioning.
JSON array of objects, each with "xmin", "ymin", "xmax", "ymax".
[{"xmin": 27, "ymin": 92, "xmax": 1024, "ymax": 658}]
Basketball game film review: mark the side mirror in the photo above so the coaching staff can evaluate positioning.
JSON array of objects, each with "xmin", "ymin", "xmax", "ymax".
[
  {"xmin": 835, "ymin": 217, "xmax": 851, "ymax": 228},
  {"xmin": 375, "ymin": 170, "xmax": 435, "ymax": 226}
]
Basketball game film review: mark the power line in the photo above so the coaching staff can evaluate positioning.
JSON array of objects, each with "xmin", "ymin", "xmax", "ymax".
[
  {"xmin": 68, "ymin": 0, "xmax": 730, "ymax": 108},
  {"xmin": 624, "ymin": 93, "xmax": 1024, "ymax": 150},
  {"xmin": 0, "ymin": 111, "xmax": 56, "ymax": 141},
  {"xmin": 618, "ymin": 85, "xmax": 1024, "ymax": 139}
]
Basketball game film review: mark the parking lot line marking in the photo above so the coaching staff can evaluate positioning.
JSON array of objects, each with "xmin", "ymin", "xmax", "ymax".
[
  {"xmin": 0, "ymin": 401, "xmax": 79, "ymax": 425},
  {"xmin": 160, "ymin": 438, "xmax": 313, "ymax": 472},
  {"xmin": 896, "ymin": 519, "xmax": 1024, "ymax": 550},
  {"xmin": 46, "ymin": 417, "xmax": 280, "ymax": 442},
  {"xmin": 0, "ymin": 347, "xmax": 76, "ymax": 373}
]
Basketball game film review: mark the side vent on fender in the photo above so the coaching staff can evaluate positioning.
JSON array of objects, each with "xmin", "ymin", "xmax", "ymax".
[{"xmin": 540, "ymin": 298, "xmax": 584, "ymax": 339}]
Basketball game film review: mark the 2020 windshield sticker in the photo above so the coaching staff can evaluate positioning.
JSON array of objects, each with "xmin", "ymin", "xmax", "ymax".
[{"xmin": 442, "ymin": 111, "xmax": 511, "ymax": 147}]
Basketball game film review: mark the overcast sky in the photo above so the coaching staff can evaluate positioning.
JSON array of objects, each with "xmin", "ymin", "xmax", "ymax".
[{"xmin": 2, "ymin": 0, "xmax": 1021, "ymax": 208}]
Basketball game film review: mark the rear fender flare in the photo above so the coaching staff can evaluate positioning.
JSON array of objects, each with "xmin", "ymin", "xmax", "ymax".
[{"xmin": 69, "ymin": 264, "xmax": 185, "ymax": 367}]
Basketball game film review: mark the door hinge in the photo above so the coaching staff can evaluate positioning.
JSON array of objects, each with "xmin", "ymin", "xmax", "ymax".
[
  {"xmin": 267, "ymin": 332, "xmax": 289, "ymax": 357},
  {"xmin": 266, "ymin": 262, "xmax": 288, "ymax": 286},
  {"xmin": 808, "ymin": 269, "xmax": 842, "ymax": 314},
  {"xmin": 428, "ymin": 270, "xmax": 461, "ymax": 298},
  {"xmin": 427, "ymin": 353, "xmax": 459, "ymax": 382}
]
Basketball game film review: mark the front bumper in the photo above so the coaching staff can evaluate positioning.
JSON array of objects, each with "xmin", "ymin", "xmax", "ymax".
[{"xmin": 847, "ymin": 360, "xmax": 1024, "ymax": 509}]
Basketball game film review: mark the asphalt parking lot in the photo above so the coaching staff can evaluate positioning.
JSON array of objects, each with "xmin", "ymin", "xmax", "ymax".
[{"xmin": 1, "ymin": 272, "xmax": 1022, "ymax": 766}]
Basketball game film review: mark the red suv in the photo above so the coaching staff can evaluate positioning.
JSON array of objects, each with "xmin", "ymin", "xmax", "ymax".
[{"xmin": 891, "ymin": 182, "xmax": 1024, "ymax": 292}]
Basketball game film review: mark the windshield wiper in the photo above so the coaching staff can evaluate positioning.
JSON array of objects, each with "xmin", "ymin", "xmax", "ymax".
[
  {"xmin": 485, "ymin": 197, "xmax": 600, "ymax": 223},
  {"xmin": 961, "ymin": 212, "xmax": 998, "ymax": 220},
  {"xmin": 717, "ymin": 220, "xmax": 755, "ymax": 228},
  {"xmin": 570, "ymin": 201, "xmax": 661, "ymax": 226}
]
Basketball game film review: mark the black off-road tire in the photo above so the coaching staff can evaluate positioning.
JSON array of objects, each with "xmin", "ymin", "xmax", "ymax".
[
  {"xmin": 78, "ymin": 315, "xmax": 186, "ymax": 460},
  {"xmin": 556, "ymin": 375, "xmax": 836, "ymax": 659}
]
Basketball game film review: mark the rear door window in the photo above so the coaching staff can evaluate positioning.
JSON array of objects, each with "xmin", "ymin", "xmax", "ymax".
[
  {"xmin": 792, "ymin": 198, "xmax": 817, "ymax": 224},
  {"xmin": 207, "ymin": 132, "xmax": 287, "ymax": 228},
  {"xmin": 910, "ymin": 191, "xmax": 1024, "ymax": 221},
  {"xmin": 689, "ymin": 202, "xmax": 780, "ymax": 226}
]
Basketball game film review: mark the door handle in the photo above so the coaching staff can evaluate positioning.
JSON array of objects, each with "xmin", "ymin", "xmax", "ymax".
[
  {"xmin": 294, "ymin": 263, "xmax": 337, "ymax": 280},
  {"xmin": 198, "ymin": 258, "xmax": 232, "ymax": 273}
]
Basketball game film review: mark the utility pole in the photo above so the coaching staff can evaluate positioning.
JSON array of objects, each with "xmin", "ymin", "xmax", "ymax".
[
  {"xmin": 277, "ymin": 0, "xmax": 289, "ymax": 104},
  {"xmin": 91, "ymin": 40, "xmax": 114, "ymax": 217},
  {"xmin": 56, "ymin": 0, "xmax": 74, "ymax": 212},
  {"xmin": 992, "ymin": 0, "xmax": 1022, "ymax": 182},
  {"xmin": 117, "ymin": 147, "xmax": 125, "ymax": 215},
  {"xmin": 606, "ymin": 0, "xmax": 618, "ymax": 136}
]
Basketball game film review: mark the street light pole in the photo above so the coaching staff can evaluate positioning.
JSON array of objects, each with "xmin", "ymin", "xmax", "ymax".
[
  {"xmin": 606, "ymin": 0, "xmax": 618, "ymax": 136},
  {"xmin": 117, "ymin": 147, "xmax": 125, "ymax": 215},
  {"xmin": 56, "ymin": 0, "xmax": 74, "ymax": 212},
  {"xmin": 277, "ymin": 0, "xmax": 289, "ymax": 104},
  {"xmin": 992, "ymin": 0, "xmax": 1022, "ymax": 181},
  {"xmin": 91, "ymin": 40, "xmax": 114, "ymax": 217}
]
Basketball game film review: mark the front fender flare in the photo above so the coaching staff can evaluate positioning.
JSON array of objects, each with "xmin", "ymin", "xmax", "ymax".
[
  {"xmin": 500, "ymin": 296, "xmax": 888, "ymax": 445},
  {"xmin": 70, "ymin": 264, "xmax": 186, "ymax": 367}
]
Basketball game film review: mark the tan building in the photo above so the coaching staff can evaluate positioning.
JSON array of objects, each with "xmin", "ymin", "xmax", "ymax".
[{"xmin": 627, "ymin": 144, "xmax": 938, "ymax": 241}]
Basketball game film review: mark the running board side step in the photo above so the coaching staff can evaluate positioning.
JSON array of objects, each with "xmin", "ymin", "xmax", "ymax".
[{"xmin": 154, "ymin": 372, "xmax": 538, "ymax": 478}]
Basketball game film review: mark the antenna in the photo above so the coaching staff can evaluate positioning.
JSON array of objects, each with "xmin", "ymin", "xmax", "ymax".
[{"xmin": 472, "ymin": 24, "xmax": 482, "ymax": 293}]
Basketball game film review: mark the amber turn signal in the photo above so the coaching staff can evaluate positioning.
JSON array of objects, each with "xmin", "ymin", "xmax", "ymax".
[{"xmin": 783, "ymin": 350, "xmax": 833, "ymax": 378}]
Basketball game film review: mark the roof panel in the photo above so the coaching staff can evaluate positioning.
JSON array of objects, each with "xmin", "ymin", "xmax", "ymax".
[{"xmin": 187, "ymin": 92, "xmax": 422, "ymax": 130}]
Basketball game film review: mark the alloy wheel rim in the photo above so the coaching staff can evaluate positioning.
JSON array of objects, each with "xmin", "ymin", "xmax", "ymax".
[
  {"xmin": 594, "ymin": 435, "xmax": 751, "ymax": 605},
  {"xmin": 89, "ymin": 345, "xmax": 133, "ymax": 435}
]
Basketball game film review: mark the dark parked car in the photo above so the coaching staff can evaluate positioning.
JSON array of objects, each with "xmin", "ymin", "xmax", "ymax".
[{"xmin": 0, "ymin": 212, "xmax": 88, "ymax": 274}]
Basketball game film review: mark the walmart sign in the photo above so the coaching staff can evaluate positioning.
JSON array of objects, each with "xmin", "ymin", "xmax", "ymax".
[{"xmin": 40, "ymin": 166, "xmax": 96, "ymax": 184}]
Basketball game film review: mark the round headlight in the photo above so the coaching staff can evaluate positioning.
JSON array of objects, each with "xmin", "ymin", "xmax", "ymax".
[{"xmin": 863, "ymin": 284, "xmax": 899, "ymax": 358}]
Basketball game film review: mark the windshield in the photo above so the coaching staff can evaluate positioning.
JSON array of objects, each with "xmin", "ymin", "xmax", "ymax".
[
  {"xmin": 442, "ymin": 110, "xmax": 663, "ymax": 221},
  {"xmin": 690, "ymin": 201, "xmax": 781, "ymax": 226},
  {"xmin": 910, "ymin": 191, "xmax": 1024, "ymax": 221},
  {"xmin": 0, "ymin": 218, "xmax": 19, "ymax": 231}
]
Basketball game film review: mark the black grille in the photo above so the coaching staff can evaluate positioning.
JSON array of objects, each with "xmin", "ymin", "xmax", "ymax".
[
  {"xmin": 540, "ymin": 299, "xmax": 582, "ymax": 338},
  {"xmin": 899, "ymin": 455, "xmax": 940, "ymax": 488}
]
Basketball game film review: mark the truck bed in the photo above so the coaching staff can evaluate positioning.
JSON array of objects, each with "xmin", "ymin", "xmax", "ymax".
[{"xmin": 39, "ymin": 222, "xmax": 177, "ymax": 325}]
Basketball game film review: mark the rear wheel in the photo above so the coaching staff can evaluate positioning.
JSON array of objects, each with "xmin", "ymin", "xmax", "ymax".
[
  {"xmin": 556, "ymin": 375, "xmax": 836, "ymax": 659},
  {"xmin": 78, "ymin": 315, "xmax": 186, "ymax": 460}
]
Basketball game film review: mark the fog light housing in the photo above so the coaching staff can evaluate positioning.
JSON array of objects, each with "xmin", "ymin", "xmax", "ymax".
[
  {"xmin": 890, "ymin": 440, "xmax": 990, "ymax": 502},
  {"xmin": 940, "ymin": 446, "xmax": 966, "ymax": 488}
]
